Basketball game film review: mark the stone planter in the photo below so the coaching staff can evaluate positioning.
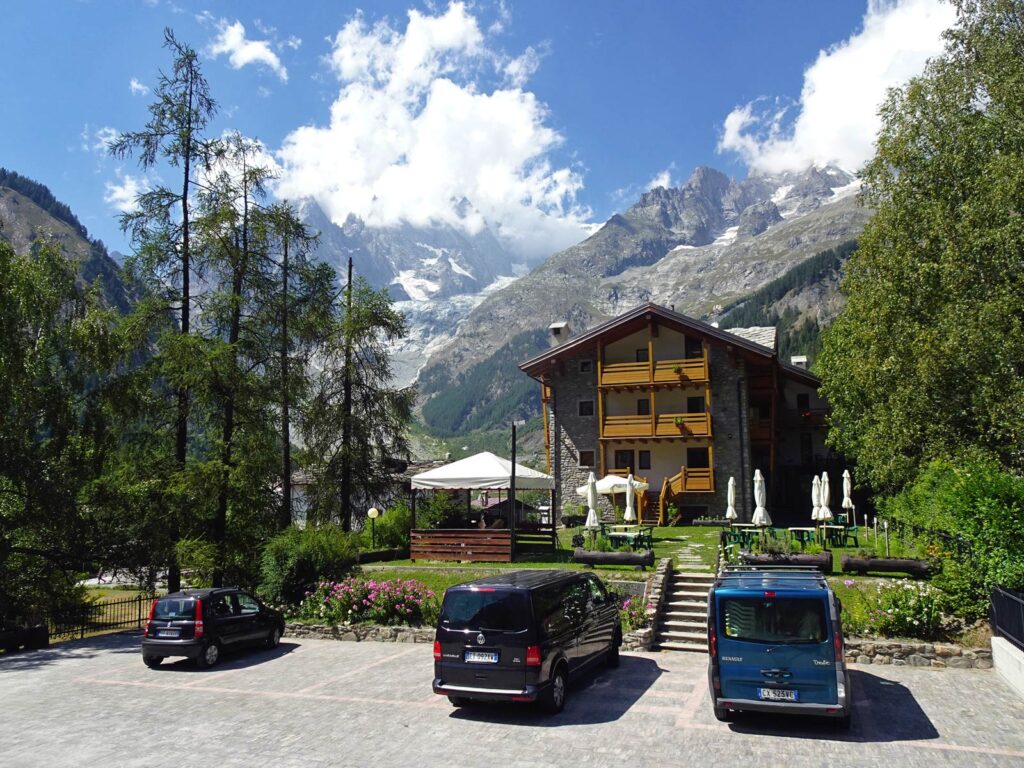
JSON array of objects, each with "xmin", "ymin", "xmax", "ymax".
[
  {"xmin": 741, "ymin": 551, "xmax": 833, "ymax": 573},
  {"xmin": 840, "ymin": 555, "xmax": 933, "ymax": 578},
  {"xmin": 284, "ymin": 622, "xmax": 434, "ymax": 643},
  {"xmin": 844, "ymin": 637, "xmax": 992, "ymax": 669}
]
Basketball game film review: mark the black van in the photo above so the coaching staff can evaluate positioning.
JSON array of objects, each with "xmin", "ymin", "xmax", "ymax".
[{"xmin": 432, "ymin": 570, "xmax": 621, "ymax": 713}]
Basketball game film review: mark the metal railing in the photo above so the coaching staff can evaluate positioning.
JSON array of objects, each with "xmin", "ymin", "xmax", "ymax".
[
  {"xmin": 991, "ymin": 586, "xmax": 1024, "ymax": 653},
  {"xmin": 882, "ymin": 517, "xmax": 973, "ymax": 557},
  {"xmin": 50, "ymin": 593, "xmax": 157, "ymax": 641}
]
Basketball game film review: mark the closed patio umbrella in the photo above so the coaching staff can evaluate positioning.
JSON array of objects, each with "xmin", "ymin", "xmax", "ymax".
[
  {"xmin": 752, "ymin": 469, "xmax": 771, "ymax": 527},
  {"xmin": 725, "ymin": 476, "xmax": 738, "ymax": 521},
  {"xmin": 811, "ymin": 475, "xmax": 821, "ymax": 523},
  {"xmin": 819, "ymin": 471, "xmax": 833, "ymax": 525},
  {"xmin": 842, "ymin": 469, "xmax": 855, "ymax": 525},
  {"xmin": 584, "ymin": 472, "xmax": 600, "ymax": 530},
  {"xmin": 624, "ymin": 474, "xmax": 637, "ymax": 523}
]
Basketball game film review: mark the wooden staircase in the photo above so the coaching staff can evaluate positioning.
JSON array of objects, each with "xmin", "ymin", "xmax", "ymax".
[{"xmin": 654, "ymin": 571, "xmax": 714, "ymax": 653}]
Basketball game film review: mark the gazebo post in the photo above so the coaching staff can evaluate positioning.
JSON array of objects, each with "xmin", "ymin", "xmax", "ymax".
[
  {"xmin": 510, "ymin": 422, "xmax": 517, "ymax": 558},
  {"xmin": 411, "ymin": 488, "xmax": 416, "ymax": 530}
]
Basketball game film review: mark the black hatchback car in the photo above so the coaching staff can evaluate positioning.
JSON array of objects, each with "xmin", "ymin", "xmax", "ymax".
[
  {"xmin": 432, "ymin": 570, "xmax": 621, "ymax": 713},
  {"xmin": 141, "ymin": 587, "xmax": 284, "ymax": 669}
]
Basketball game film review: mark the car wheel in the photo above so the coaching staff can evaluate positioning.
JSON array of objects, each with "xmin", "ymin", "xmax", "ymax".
[
  {"xmin": 448, "ymin": 696, "xmax": 469, "ymax": 707},
  {"xmin": 713, "ymin": 705, "xmax": 732, "ymax": 722},
  {"xmin": 143, "ymin": 655, "xmax": 163, "ymax": 669},
  {"xmin": 265, "ymin": 626, "xmax": 282, "ymax": 648},
  {"xmin": 607, "ymin": 630, "xmax": 621, "ymax": 668},
  {"xmin": 544, "ymin": 665, "xmax": 568, "ymax": 714},
  {"xmin": 196, "ymin": 641, "xmax": 220, "ymax": 669}
]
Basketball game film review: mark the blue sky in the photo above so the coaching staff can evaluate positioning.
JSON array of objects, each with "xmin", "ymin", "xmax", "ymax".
[{"xmin": 2, "ymin": 0, "xmax": 954, "ymax": 259}]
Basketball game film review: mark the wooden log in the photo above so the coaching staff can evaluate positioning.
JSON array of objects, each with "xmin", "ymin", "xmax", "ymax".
[
  {"xmin": 740, "ymin": 551, "xmax": 833, "ymax": 574},
  {"xmin": 572, "ymin": 548, "xmax": 654, "ymax": 568},
  {"xmin": 840, "ymin": 556, "xmax": 933, "ymax": 578}
]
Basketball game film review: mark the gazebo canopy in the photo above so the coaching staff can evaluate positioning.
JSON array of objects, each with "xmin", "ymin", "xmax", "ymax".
[{"xmin": 410, "ymin": 451, "xmax": 554, "ymax": 491}]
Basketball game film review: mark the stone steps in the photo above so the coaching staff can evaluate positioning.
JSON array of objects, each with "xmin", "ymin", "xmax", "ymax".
[{"xmin": 654, "ymin": 568, "xmax": 713, "ymax": 654}]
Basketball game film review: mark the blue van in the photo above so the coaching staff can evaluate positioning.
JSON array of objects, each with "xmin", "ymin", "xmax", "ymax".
[{"xmin": 707, "ymin": 566, "xmax": 851, "ymax": 728}]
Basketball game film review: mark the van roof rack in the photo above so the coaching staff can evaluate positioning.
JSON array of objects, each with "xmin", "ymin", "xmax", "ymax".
[{"xmin": 720, "ymin": 565, "xmax": 822, "ymax": 573}]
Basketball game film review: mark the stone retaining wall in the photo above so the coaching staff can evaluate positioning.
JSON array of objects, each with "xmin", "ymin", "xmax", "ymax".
[
  {"xmin": 844, "ymin": 637, "xmax": 992, "ymax": 669},
  {"xmin": 286, "ymin": 622, "xmax": 433, "ymax": 643},
  {"xmin": 621, "ymin": 557, "xmax": 673, "ymax": 652}
]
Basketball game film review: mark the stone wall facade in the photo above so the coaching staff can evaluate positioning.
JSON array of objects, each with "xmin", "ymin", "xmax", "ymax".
[
  {"xmin": 549, "ymin": 350, "xmax": 601, "ymax": 524},
  {"xmin": 844, "ymin": 637, "xmax": 993, "ymax": 669},
  {"xmin": 285, "ymin": 622, "xmax": 434, "ymax": 643}
]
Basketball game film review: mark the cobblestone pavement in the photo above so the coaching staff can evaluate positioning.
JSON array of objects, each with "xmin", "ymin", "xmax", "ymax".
[{"xmin": 2, "ymin": 634, "xmax": 1024, "ymax": 768}]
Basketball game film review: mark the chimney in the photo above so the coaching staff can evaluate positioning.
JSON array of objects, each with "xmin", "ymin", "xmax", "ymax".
[
  {"xmin": 548, "ymin": 321, "xmax": 571, "ymax": 347},
  {"xmin": 790, "ymin": 355, "xmax": 808, "ymax": 369}
]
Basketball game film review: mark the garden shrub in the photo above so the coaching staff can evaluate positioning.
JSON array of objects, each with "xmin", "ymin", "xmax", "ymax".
[
  {"xmin": 865, "ymin": 581, "xmax": 943, "ymax": 639},
  {"xmin": 296, "ymin": 576, "xmax": 438, "ymax": 626},
  {"xmin": 259, "ymin": 524, "xmax": 358, "ymax": 606},
  {"xmin": 620, "ymin": 596, "xmax": 652, "ymax": 632},
  {"xmin": 415, "ymin": 492, "xmax": 463, "ymax": 530},
  {"xmin": 369, "ymin": 501, "xmax": 413, "ymax": 549}
]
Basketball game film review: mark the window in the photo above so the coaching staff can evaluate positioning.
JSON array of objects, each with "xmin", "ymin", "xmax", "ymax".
[
  {"xmin": 687, "ymin": 396, "xmax": 705, "ymax": 414},
  {"xmin": 687, "ymin": 447, "xmax": 710, "ymax": 469},
  {"xmin": 797, "ymin": 392, "xmax": 810, "ymax": 411},
  {"xmin": 719, "ymin": 597, "xmax": 827, "ymax": 644},
  {"xmin": 685, "ymin": 337, "xmax": 704, "ymax": 359},
  {"xmin": 209, "ymin": 595, "xmax": 234, "ymax": 617},
  {"xmin": 635, "ymin": 348, "xmax": 649, "ymax": 363},
  {"xmin": 800, "ymin": 433, "xmax": 813, "ymax": 466},
  {"xmin": 578, "ymin": 450, "xmax": 595, "ymax": 467},
  {"xmin": 440, "ymin": 590, "xmax": 530, "ymax": 632},
  {"xmin": 578, "ymin": 400, "xmax": 594, "ymax": 417},
  {"xmin": 637, "ymin": 398, "xmax": 650, "ymax": 416},
  {"xmin": 579, "ymin": 359, "xmax": 593, "ymax": 373},
  {"xmin": 237, "ymin": 593, "xmax": 259, "ymax": 615},
  {"xmin": 638, "ymin": 450, "xmax": 651, "ymax": 470},
  {"xmin": 614, "ymin": 450, "xmax": 634, "ymax": 471},
  {"xmin": 585, "ymin": 575, "xmax": 608, "ymax": 605}
]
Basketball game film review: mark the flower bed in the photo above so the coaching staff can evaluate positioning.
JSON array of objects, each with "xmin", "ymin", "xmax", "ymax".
[{"xmin": 294, "ymin": 577, "xmax": 438, "ymax": 627}]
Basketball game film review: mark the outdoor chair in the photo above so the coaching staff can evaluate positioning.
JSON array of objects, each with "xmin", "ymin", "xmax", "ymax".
[{"xmin": 841, "ymin": 526, "xmax": 860, "ymax": 548}]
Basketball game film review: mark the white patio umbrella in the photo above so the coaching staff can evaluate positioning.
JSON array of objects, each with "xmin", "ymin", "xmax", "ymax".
[
  {"xmin": 811, "ymin": 475, "xmax": 822, "ymax": 522},
  {"xmin": 819, "ymin": 471, "xmax": 833, "ymax": 522},
  {"xmin": 624, "ymin": 474, "xmax": 637, "ymax": 523},
  {"xmin": 584, "ymin": 472, "xmax": 600, "ymax": 530},
  {"xmin": 842, "ymin": 469, "xmax": 855, "ymax": 525},
  {"xmin": 752, "ymin": 469, "xmax": 771, "ymax": 527},
  {"xmin": 725, "ymin": 476, "xmax": 738, "ymax": 522}
]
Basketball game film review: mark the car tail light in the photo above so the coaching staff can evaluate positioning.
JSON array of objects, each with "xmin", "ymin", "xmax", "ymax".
[
  {"xmin": 194, "ymin": 598, "xmax": 204, "ymax": 639},
  {"xmin": 764, "ymin": 591, "xmax": 776, "ymax": 598},
  {"xmin": 834, "ymin": 630, "xmax": 843, "ymax": 660},
  {"xmin": 525, "ymin": 645, "xmax": 542, "ymax": 666},
  {"xmin": 144, "ymin": 599, "xmax": 157, "ymax": 637},
  {"xmin": 433, "ymin": 640, "xmax": 442, "ymax": 661},
  {"xmin": 708, "ymin": 624, "xmax": 717, "ymax": 659}
]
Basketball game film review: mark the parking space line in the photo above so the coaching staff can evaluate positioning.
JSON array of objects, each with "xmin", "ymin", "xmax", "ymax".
[{"xmin": 295, "ymin": 645, "xmax": 425, "ymax": 693}]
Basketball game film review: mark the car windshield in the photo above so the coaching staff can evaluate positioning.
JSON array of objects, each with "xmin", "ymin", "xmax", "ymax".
[
  {"xmin": 154, "ymin": 598, "xmax": 196, "ymax": 621},
  {"xmin": 719, "ymin": 596, "xmax": 828, "ymax": 644},
  {"xmin": 440, "ymin": 590, "xmax": 529, "ymax": 632}
]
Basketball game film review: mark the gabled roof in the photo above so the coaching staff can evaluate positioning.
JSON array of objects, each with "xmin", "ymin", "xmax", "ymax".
[
  {"xmin": 410, "ymin": 451, "xmax": 554, "ymax": 490},
  {"xmin": 518, "ymin": 302, "xmax": 820, "ymax": 387}
]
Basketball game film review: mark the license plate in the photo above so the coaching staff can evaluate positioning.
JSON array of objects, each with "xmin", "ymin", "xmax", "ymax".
[
  {"xmin": 156, "ymin": 629, "xmax": 180, "ymax": 638},
  {"xmin": 758, "ymin": 687, "xmax": 798, "ymax": 702},
  {"xmin": 464, "ymin": 651, "xmax": 498, "ymax": 664}
]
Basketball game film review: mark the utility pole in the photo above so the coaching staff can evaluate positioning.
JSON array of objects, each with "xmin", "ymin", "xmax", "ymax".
[{"xmin": 341, "ymin": 256, "xmax": 353, "ymax": 530}]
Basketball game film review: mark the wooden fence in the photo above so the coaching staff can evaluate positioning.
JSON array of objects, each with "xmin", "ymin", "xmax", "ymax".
[{"xmin": 410, "ymin": 529, "xmax": 513, "ymax": 562}]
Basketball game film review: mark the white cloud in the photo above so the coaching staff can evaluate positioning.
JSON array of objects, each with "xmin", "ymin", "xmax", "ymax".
[
  {"xmin": 80, "ymin": 125, "xmax": 119, "ymax": 154},
  {"xmin": 104, "ymin": 171, "xmax": 149, "ymax": 213},
  {"xmin": 646, "ymin": 166, "xmax": 675, "ymax": 191},
  {"xmin": 208, "ymin": 19, "xmax": 288, "ymax": 82},
  {"xmin": 718, "ymin": 0, "xmax": 956, "ymax": 174},
  {"xmin": 275, "ymin": 2, "xmax": 590, "ymax": 261},
  {"xmin": 503, "ymin": 45, "xmax": 544, "ymax": 88},
  {"xmin": 129, "ymin": 78, "xmax": 149, "ymax": 96}
]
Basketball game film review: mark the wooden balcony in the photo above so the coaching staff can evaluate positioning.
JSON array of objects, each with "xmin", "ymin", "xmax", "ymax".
[
  {"xmin": 601, "ymin": 412, "xmax": 712, "ymax": 440},
  {"xmin": 600, "ymin": 356, "xmax": 708, "ymax": 387},
  {"xmin": 659, "ymin": 466, "xmax": 715, "ymax": 523},
  {"xmin": 750, "ymin": 419, "xmax": 772, "ymax": 442}
]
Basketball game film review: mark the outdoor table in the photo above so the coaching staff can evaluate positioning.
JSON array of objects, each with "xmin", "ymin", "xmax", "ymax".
[
  {"xmin": 730, "ymin": 523, "xmax": 756, "ymax": 529},
  {"xmin": 604, "ymin": 525, "xmax": 654, "ymax": 551},
  {"xmin": 788, "ymin": 527, "xmax": 816, "ymax": 549},
  {"xmin": 821, "ymin": 524, "xmax": 847, "ymax": 547}
]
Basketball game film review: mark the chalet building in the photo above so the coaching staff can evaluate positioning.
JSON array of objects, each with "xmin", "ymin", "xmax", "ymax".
[{"xmin": 518, "ymin": 303, "xmax": 834, "ymax": 526}]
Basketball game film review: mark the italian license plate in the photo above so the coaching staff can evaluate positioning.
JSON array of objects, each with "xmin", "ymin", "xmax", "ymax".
[
  {"xmin": 464, "ymin": 651, "xmax": 498, "ymax": 664},
  {"xmin": 758, "ymin": 687, "xmax": 798, "ymax": 702},
  {"xmin": 156, "ymin": 628, "xmax": 180, "ymax": 638}
]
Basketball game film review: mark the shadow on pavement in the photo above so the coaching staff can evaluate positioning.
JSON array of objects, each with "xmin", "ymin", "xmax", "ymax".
[
  {"xmin": 147, "ymin": 642, "xmax": 300, "ymax": 673},
  {"xmin": 0, "ymin": 631, "xmax": 142, "ymax": 672},
  {"xmin": 447, "ymin": 653, "xmax": 663, "ymax": 727},
  {"xmin": 725, "ymin": 668, "xmax": 940, "ymax": 743}
]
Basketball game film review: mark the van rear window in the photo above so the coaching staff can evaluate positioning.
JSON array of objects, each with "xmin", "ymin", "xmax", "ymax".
[
  {"xmin": 719, "ymin": 597, "xmax": 827, "ymax": 644},
  {"xmin": 154, "ymin": 598, "xmax": 195, "ymax": 620},
  {"xmin": 440, "ymin": 590, "xmax": 529, "ymax": 632}
]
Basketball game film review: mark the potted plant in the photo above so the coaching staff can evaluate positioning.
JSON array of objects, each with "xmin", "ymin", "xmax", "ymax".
[{"xmin": 672, "ymin": 415, "xmax": 686, "ymax": 428}]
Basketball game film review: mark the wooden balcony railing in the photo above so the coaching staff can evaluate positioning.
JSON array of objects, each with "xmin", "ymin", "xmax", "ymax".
[
  {"xmin": 654, "ymin": 412, "xmax": 712, "ymax": 438},
  {"xmin": 750, "ymin": 419, "xmax": 772, "ymax": 442},
  {"xmin": 658, "ymin": 466, "xmax": 715, "ymax": 523},
  {"xmin": 601, "ymin": 412, "xmax": 712, "ymax": 439},
  {"xmin": 600, "ymin": 356, "xmax": 708, "ymax": 387}
]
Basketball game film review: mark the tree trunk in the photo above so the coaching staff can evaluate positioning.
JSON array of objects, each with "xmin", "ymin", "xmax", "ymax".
[
  {"xmin": 341, "ymin": 256, "xmax": 353, "ymax": 531},
  {"xmin": 280, "ymin": 235, "xmax": 292, "ymax": 530}
]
